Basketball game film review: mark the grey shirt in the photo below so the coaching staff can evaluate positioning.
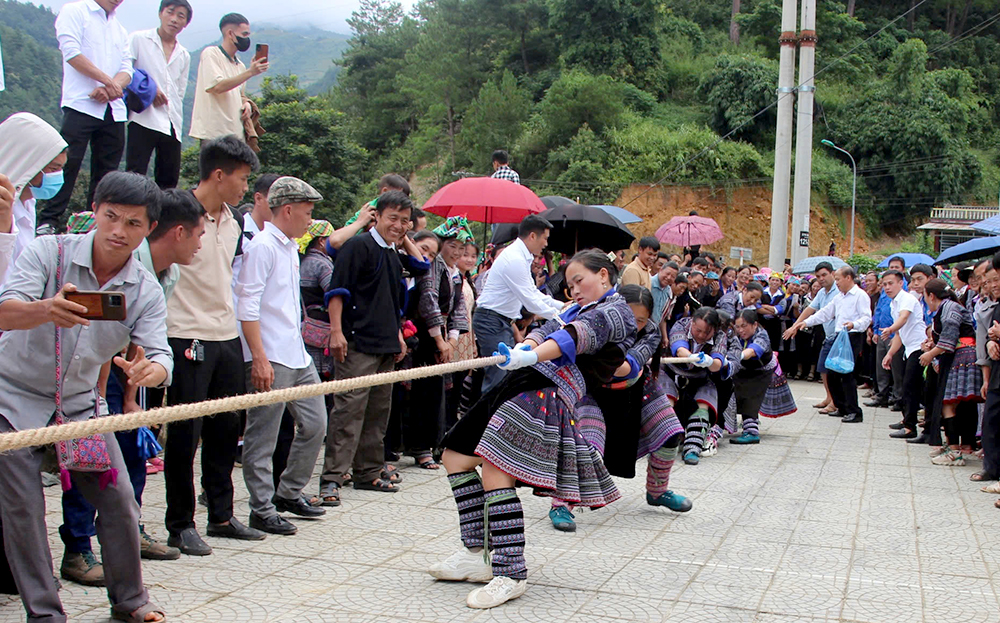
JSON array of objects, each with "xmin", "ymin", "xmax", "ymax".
[
  {"xmin": 0, "ymin": 232, "xmax": 173, "ymax": 431},
  {"xmin": 975, "ymin": 296, "xmax": 998, "ymax": 367}
]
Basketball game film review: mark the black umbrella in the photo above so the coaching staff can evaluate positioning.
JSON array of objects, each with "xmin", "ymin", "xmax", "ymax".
[
  {"xmin": 539, "ymin": 204, "xmax": 635, "ymax": 254},
  {"xmin": 540, "ymin": 195, "xmax": 578, "ymax": 210},
  {"xmin": 490, "ymin": 223, "xmax": 519, "ymax": 246}
]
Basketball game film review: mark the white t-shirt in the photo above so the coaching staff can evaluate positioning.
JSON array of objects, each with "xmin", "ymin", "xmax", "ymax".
[{"xmin": 890, "ymin": 289, "xmax": 927, "ymax": 358}]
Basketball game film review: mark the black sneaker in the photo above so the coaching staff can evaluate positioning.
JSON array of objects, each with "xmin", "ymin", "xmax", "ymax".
[
  {"xmin": 274, "ymin": 495, "xmax": 326, "ymax": 518},
  {"xmin": 890, "ymin": 428, "xmax": 917, "ymax": 439},
  {"xmin": 249, "ymin": 512, "xmax": 297, "ymax": 536},
  {"xmin": 889, "ymin": 421, "xmax": 905, "ymax": 430}
]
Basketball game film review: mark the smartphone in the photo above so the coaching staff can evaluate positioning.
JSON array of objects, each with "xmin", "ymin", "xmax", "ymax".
[
  {"xmin": 65, "ymin": 291, "xmax": 127, "ymax": 321},
  {"xmin": 254, "ymin": 44, "xmax": 268, "ymax": 62}
]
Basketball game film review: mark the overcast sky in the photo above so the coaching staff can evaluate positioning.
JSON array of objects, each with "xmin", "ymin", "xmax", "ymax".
[{"xmin": 37, "ymin": 0, "xmax": 415, "ymax": 49}]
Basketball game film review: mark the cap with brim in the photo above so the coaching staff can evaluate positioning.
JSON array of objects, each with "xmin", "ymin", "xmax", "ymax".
[{"xmin": 267, "ymin": 176, "xmax": 323, "ymax": 209}]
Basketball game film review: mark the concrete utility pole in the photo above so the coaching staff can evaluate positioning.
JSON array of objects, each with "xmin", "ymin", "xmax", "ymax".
[
  {"xmin": 766, "ymin": 0, "xmax": 798, "ymax": 270},
  {"xmin": 790, "ymin": 0, "xmax": 817, "ymax": 265}
]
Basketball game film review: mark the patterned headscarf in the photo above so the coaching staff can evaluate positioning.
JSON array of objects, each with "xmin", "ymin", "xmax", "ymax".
[
  {"xmin": 67, "ymin": 211, "xmax": 96, "ymax": 234},
  {"xmin": 296, "ymin": 219, "xmax": 335, "ymax": 254},
  {"xmin": 432, "ymin": 216, "xmax": 475, "ymax": 243}
]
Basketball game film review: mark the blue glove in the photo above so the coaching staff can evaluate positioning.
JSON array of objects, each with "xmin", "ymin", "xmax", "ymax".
[
  {"xmin": 495, "ymin": 342, "xmax": 539, "ymax": 371},
  {"xmin": 690, "ymin": 352, "xmax": 713, "ymax": 368}
]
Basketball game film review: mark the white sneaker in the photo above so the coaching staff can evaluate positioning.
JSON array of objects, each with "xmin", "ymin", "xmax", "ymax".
[
  {"xmin": 428, "ymin": 547, "xmax": 493, "ymax": 583},
  {"xmin": 466, "ymin": 576, "xmax": 527, "ymax": 609},
  {"xmin": 702, "ymin": 438, "xmax": 718, "ymax": 457}
]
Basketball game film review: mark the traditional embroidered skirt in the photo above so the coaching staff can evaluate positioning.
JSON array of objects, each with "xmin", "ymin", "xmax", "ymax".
[
  {"xmin": 942, "ymin": 345, "xmax": 982, "ymax": 404},
  {"xmin": 760, "ymin": 362, "xmax": 797, "ymax": 418},
  {"xmin": 442, "ymin": 368, "xmax": 620, "ymax": 508},
  {"xmin": 576, "ymin": 373, "xmax": 683, "ymax": 479},
  {"xmin": 659, "ymin": 372, "xmax": 719, "ymax": 415}
]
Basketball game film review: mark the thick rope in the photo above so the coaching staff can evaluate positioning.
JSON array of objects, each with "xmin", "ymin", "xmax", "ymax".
[{"xmin": 0, "ymin": 355, "xmax": 697, "ymax": 453}]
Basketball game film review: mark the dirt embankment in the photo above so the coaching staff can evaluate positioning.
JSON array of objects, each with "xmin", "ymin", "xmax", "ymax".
[{"xmin": 616, "ymin": 184, "xmax": 870, "ymax": 266}]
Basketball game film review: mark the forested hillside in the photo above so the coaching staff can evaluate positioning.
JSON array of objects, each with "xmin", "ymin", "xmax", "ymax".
[
  {"xmin": 329, "ymin": 0, "xmax": 1000, "ymax": 232},
  {"xmin": 4, "ymin": 0, "xmax": 1000, "ymax": 233}
]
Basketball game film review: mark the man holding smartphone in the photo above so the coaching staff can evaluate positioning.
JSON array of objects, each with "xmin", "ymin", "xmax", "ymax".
[
  {"xmin": 0, "ymin": 171, "xmax": 171, "ymax": 623},
  {"xmin": 189, "ymin": 13, "xmax": 268, "ymax": 143}
]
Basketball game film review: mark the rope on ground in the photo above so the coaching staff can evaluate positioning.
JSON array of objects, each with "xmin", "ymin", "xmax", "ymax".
[{"xmin": 0, "ymin": 354, "xmax": 698, "ymax": 453}]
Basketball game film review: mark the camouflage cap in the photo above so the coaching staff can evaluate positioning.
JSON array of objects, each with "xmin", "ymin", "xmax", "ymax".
[{"xmin": 267, "ymin": 176, "xmax": 323, "ymax": 209}]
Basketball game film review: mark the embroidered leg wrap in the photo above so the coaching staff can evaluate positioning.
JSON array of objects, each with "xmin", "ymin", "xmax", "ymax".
[
  {"xmin": 484, "ymin": 488, "xmax": 527, "ymax": 580},
  {"xmin": 742, "ymin": 416, "xmax": 759, "ymax": 437},
  {"xmin": 709, "ymin": 424, "xmax": 724, "ymax": 443},
  {"xmin": 647, "ymin": 440, "xmax": 679, "ymax": 497},
  {"xmin": 448, "ymin": 471, "xmax": 485, "ymax": 550},
  {"xmin": 683, "ymin": 407, "xmax": 710, "ymax": 456}
]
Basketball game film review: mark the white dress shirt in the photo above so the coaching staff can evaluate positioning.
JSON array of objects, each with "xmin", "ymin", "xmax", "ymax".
[
  {"xmin": 804, "ymin": 284, "xmax": 872, "ymax": 334},
  {"xmin": 476, "ymin": 237, "xmax": 563, "ymax": 320},
  {"xmin": 890, "ymin": 289, "xmax": 927, "ymax": 358},
  {"xmin": 234, "ymin": 222, "xmax": 310, "ymax": 369},
  {"xmin": 128, "ymin": 28, "xmax": 190, "ymax": 139},
  {"xmin": 55, "ymin": 0, "xmax": 133, "ymax": 122}
]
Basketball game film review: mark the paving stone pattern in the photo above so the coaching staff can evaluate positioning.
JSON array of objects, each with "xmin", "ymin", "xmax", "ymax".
[{"xmin": 1, "ymin": 380, "xmax": 999, "ymax": 622}]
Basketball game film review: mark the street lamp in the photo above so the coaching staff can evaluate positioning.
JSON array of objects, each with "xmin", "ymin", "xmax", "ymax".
[{"xmin": 821, "ymin": 139, "xmax": 857, "ymax": 258}]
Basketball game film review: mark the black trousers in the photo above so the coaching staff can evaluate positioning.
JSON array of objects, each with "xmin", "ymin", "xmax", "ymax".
[
  {"xmin": 900, "ymin": 350, "xmax": 923, "ymax": 431},
  {"xmin": 828, "ymin": 332, "xmax": 863, "ymax": 417},
  {"xmin": 405, "ymin": 335, "xmax": 447, "ymax": 453},
  {"xmin": 163, "ymin": 337, "xmax": 245, "ymax": 536},
  {"xmin": 125, "ymin": 123, "xmax": 182, "ymax": 189},
  {"xmin": 983, "ymin": 388, "xmax": 1000, "ymax": 477},
  {"xmin": 39, "ymin": 106, "xmax": 125, "ymax": 229}
]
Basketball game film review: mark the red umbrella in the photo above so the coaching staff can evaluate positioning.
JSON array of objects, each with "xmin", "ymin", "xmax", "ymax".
[
  {"xmin": 422, "ymin": 177, "xmax": 545, "ymax": 224},
  {"xmin": 655, "ymin": 215, "xmax": 724, "ymax": 247}
]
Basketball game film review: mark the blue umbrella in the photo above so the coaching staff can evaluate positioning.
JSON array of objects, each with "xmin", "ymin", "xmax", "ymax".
[
  {"xmin": 791, "ymin": 255, "xmax": 848, "ymax": 275},
  {"xmin": 589, "ymin": 205, "xmax": 643, "ymax": 224},
  {"xmin": 973, "ymin": 214, "xmax": 1000, "ymax": 235},
  {"xmin": 935, "ymin": 236, "xmax": 1000, "ymax": 264},
  {"xmin": 876, "ymin": 253, "xmax": 935, "ymax": 268}
]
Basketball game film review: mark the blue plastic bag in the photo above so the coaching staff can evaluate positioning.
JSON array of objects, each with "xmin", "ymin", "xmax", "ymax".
[{"xmin": 825, "ymin": 330, "xmax": 855, "ymax": 374}]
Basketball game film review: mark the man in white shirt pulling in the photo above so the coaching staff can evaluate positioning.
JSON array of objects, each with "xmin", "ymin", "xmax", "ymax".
[
  {"xmin": 235, "ymin": 176, "xmax": 327, "ymax": 536},
  {"xmin": 786, "ymin": 266, "xmax": 872, "ymax": 423},
  {"xmin": 38, "ymin": 0, "xmax": 133, "ymax": 234},
  {"xmin": 126, "ymin": 0, "xmax": 192, "ymax": 189},
  {"xmin": 880, "ymin": 269, "xmax": 932, "ymax": 439},
  {"xmin": 473, "ymin": 214, "xmax": 563, "ymax": 393}
]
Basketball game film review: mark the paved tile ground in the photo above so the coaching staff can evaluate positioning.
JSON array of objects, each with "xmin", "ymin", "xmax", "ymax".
[{"xmin": 1, "ymin": 379, "xmax": 999, "ymax": 622}]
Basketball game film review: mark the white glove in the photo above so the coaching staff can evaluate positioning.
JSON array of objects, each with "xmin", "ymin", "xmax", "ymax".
[
  {"xmin": 690, "ymin": 352, "xmax": 713, "ymax": 368},
  {"xmin": 496, "ymin": 342, "xmax": 539, "ymax": 371},
  {"xmin": 514, "ymin": 342, "xmax": 533, "ymax": 352}
]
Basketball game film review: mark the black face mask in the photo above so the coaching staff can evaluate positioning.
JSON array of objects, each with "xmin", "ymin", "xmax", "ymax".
[{"xmin": 234, "ymin": 35, "xmax": 251, "ymax": 52}]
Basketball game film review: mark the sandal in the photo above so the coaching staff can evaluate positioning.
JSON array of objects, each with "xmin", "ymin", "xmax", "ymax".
[
  {"xmin": 319, "ymin": 483, "xmax": 341, "ymax": 507},
  {"xmin": 111, "ymin": 602, "xmax": 166, "ymax": 622},
  {"xmin": 971, "ymin": 471, "xmax": 997, "ymax": 482},
  {"xmin": 981, "ymin": 481, "xmax": 1000, "ymax": 494},
  {"xmin": 410, "ymin": 453, "xmax": 441, "ymax": 470},
  {"xmin": 382, "ymin": 464, "xmax": 403, "ymax": 483},
  {"xmin": 342, "ymin": 472, "xmax": 353, "ymax": 487},
  {"xmin": 354, "ymin": 477, "xmax": 400, "ymax": 492}
]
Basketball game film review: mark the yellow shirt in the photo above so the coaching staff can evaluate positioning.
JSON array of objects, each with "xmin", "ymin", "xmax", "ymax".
[
  {"xmin": 167, "ymin": 205, "xmax": 241, "ymax": 341},
  {"xmin": 189, "ymin": 46, "xmax": 246, "ymax": 140},
  {"xmin": 620, "ymin": 258, "xmax": 652, "ymax": 290}
]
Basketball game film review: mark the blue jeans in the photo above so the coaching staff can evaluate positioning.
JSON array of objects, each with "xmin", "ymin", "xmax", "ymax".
[
  {"xmin": 816, "ymin": 337, "xmax": 835, "ymax": 375},
  {"xmin": 60, "ymin": 374, "xmax": 148, "ymax": 553},
  {"xmin": 473, "ymin": 308, "xmax": 515, "ymax": 395}
]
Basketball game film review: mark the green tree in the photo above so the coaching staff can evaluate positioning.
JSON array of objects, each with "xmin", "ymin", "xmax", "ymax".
[
  {"xmin": 458, "ymin": 71, "xmax": 532, "ymax": 172},
  {"xmin": 696, "ymin": 54, "xmax": 778, "ymax": 145},
  {"xmin": 257, "ymin": 75, "xmax": 369, "ymax": 225},
  {"xmin": 548, "ymin": 0, "xmax": 664, "ymax": 88},
  {"xmin": 335, "ymin": 0, "xmax": 420, "ymax": 157}
]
